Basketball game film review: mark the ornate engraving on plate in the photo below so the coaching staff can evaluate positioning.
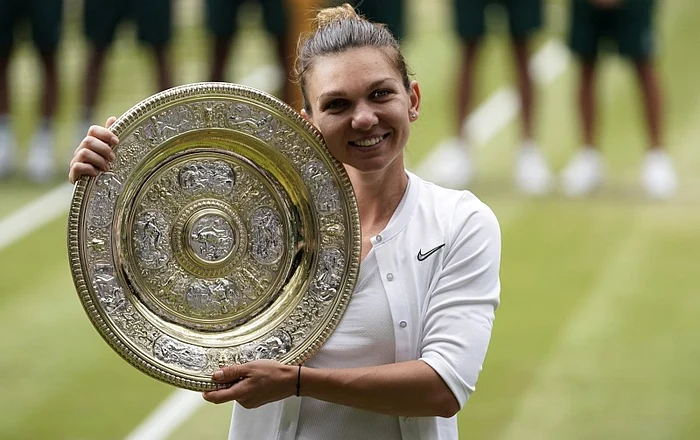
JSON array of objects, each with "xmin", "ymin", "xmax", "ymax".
[
  {"xmin": 250, "ymin": 206, "xmax": 284, "ymax": 265},
  {"xmin": 69, "ymin": 83, "xmax": 360, "ymax": 391},
  {"xmin": 154, "ymin": 335, "xmax": 207, "ymax": 372},
  {"xmin": 310, "ymin": 248, "xmax": 345, "ymax": 301},
  {"xmin": 179, "ymin": 160, "xmax": 235, "ymax": 196},
  {"xmin": 187, "ymin": 213, "xmax": 236, "ymax": 262},
  {"xmin": 133, "ymin": 211, "xmax": 171, "ymax": 270},
  {"xmin": 88, "ymin": 173, "xmax": 123, "ymax": 228},
  {"xmin": 185, "ymin": 278, "xmax": 240, "ymax": 315},
  {"xmin": 238, "ymin": 330, "xmax": 293, "ymax": 363},
  {"xmin": 302, "ymin": 161, "xmax": 342, "ymax": 214},
  {"xmin": 94, "ymin": 263, "xmax": 126, "ymax": 314}
]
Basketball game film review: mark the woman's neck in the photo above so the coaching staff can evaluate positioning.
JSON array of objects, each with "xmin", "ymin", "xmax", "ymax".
[{"xmin": 347, "ymin": 164, "xmax": 409, "ymax": 236}]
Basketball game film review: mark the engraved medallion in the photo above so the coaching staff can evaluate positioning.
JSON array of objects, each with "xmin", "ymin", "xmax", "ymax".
[{"xmin": 68, "ymin": 83, "xmax": 361, "ymax": 391}]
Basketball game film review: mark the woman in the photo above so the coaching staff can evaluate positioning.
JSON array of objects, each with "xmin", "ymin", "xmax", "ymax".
[{"xmin": 68, "ymin": 5, "xmax": 501, "ymax": 439}]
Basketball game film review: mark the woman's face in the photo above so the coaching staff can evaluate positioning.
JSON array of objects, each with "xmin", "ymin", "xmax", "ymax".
[{"xmin": 301, "ymin": 47, "xmax": 420, "ymax": 176}]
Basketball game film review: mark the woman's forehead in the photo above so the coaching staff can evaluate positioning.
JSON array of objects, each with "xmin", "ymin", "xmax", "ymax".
[{"xmin": 307, "ymin": 47, "xmax": 400, "ymax": 90}]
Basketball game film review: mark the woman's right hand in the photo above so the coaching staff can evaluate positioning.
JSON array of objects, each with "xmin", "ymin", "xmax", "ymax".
[{"xmin": 68, "ymin": 116, "xmax": 119, "ymax": 184}]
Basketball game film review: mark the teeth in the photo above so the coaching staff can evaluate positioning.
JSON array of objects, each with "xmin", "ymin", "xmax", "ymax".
[{"xmin": 354, "ymin": 136, "xmax": 383, "ymax": 147}]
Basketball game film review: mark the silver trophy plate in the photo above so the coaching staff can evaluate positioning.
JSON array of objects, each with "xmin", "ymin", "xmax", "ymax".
[{"xmin": 68, "ymin": 83, "xmax": 361, "ymax": 391}]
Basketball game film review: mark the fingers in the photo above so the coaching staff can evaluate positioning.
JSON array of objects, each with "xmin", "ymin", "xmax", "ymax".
[
  {"xmin": 73, "ymin": 146, "xmax": 112, "ymax": 170},
  {"xmin": 202, "ymin": 365, "xmax": 247, "ymax": 405},
  {"xmin": 202, "ymin": 380, "xmax": 250, "ymax": 405},
  {"xmin": 69, "ymin": 147, "xmax": 110, "ymax": 184},
  {"xmin": 76, "ymin": 132, "xmax": 117, "ymax": 161},
  {"xmin": 68, "ymin": 163, "xmax": 101, "ymax": 184},
  {"xmin": 213, "ymin": 364, "xmax": 246, "ymax": 383},
  {"xmin": 202, "ymin": 387, "xmax": 234, "ymax": 405},
  {"xmin": 68, "ymin": 122, "xmax": 119, "ymax": 184},
  {"xmin": 83, "ymin": 124, "xmax": 119, "ymax": 149},
  {"xmin": 105, "ymin": 116, "xmax": 117, "ymax": 128}
]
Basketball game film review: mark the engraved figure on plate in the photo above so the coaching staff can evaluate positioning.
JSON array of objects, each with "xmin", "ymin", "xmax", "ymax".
[
  {"xmin": 239, "ymin": 330, "xmax": 293, "ymax": 362},
  {"xmin": 94, "ymin": 263, "xmax": 126, "ymax": 314},
  {"xmin": 154, "ymin": 336, "xmax": 207, "ymax": 371},
  {"xmin": 133, "ymin": 211, "xmax": 170, "ymax": 269},
  {"xmin": 185, "ymin": 278, "xmax": 240, "ymax": 316},
  {"xmin": 302, "ymin": 161, "xmax": 341, "ymax": 214},
  {"xmin": 310, "ymin": 248, "xmax": 345, "ymax": 301},
  {"xmin": 249, "ymin": 206, "xmax": 284, "ymax": 265},
  {"xmin": 188, "ymin": 214, "xmax": 235, "ymax": 262},
  {"xmin": 179, "ymin": 160, "xmax": 235, "ymax": 195},
  {"xmin": 89, "ymin": 173, "xmax": 122, "ymax": 228}
]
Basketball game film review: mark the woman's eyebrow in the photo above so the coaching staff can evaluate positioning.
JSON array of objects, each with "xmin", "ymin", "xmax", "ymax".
[{"xmin": 317, "ymin": 78, "xmax": 399, "ymax": 102}]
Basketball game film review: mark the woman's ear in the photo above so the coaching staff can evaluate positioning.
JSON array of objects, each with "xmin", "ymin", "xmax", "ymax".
[{"xmin": 408, "ymin": 80, "xmax": 421, "ymax": 120}]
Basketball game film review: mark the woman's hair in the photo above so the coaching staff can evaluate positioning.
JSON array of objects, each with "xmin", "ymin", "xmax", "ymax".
[{"xmin": 295, "ymin": 3, "xmax": 411, "ymax": 113}]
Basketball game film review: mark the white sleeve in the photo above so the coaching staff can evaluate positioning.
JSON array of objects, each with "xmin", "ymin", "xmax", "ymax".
[{"xmin": 418, "ymin": 194, "xmax": 501, "ymax": 408}]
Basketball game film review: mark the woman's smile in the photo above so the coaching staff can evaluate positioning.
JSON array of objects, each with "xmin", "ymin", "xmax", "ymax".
[{"xmin": 349, "ymin": 133, "xmax": 390, "ymax": 148}]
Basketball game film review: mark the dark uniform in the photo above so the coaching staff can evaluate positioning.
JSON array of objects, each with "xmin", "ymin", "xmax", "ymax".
[
  {"xmin": 569, "ymin": 0, "xmax": 656, "ymax": 60},
  {"xmin": 0, "ymin": 0, "xmax": 63, "ymax": 55},
  {"xmin": 350, "ymin": 0, "xmax": 406, "ymax": 41},
  {"xmin": 206, "ymin": 0, "xmax": 288, "ymax": 40},
  {"xmin": 454, "ymin": 0, "xmax": 542, "ymax": 40},
  {"xmin": 83, "ymin": 0, "xmax": 172, "ymax": 47}
]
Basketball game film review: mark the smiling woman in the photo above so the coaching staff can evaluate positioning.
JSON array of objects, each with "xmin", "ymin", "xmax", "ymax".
[{"xmin": 67, "ymin": 3, "xmax": 502, "ymax": 440}]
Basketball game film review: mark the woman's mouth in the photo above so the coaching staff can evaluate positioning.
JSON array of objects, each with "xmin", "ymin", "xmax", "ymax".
[{"xmin": 350, "ymin": 134, "xmax": 388, "ymax": 147}]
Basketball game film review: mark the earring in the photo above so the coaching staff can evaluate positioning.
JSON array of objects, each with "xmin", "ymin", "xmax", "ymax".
[{"xmin": 410, "ymin": 112, "xmax": 417, "ymax": 119}]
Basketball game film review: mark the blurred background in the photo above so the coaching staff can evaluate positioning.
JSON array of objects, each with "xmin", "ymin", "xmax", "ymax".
[{"xmin": 1, "ymin": 0, "xmax": 699, "ymax": 438}]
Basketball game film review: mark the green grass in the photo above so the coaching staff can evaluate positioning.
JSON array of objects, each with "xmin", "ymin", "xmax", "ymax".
[{"xmin": 2, "ymin": 0, "xmax": 700, "ymax": 439}]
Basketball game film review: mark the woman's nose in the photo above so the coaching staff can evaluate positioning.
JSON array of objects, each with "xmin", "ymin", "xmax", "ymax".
[{"xmin": 351, "ymin": 102, "xmax": 379, "ymax": 131}]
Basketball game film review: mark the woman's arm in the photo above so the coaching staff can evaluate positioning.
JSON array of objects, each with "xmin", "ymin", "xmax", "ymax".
[{"xmin": 203, "ymin": 359, "xmax": 459, "ymax": 417}]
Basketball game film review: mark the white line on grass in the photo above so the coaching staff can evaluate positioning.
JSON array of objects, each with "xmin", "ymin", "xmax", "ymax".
[
  {"xmin": 0, "ymin": 183, "xmax": 73, "ymax": 251},
  {"xmin": 125, "ymin": 390, "xmax": 206, "ymax": 440}
]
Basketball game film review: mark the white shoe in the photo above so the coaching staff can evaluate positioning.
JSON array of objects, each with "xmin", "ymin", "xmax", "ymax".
[
  {"xmin": 416, "ymin": 137, "xmax": 474, "ymax": 189},
  {"xmin": 0, "ymin": 121, "xmax": 15, "ymax": 179},
  {"xmin": 641, "ymin": 149, "xmax": 677, "ymax": 199},
  {"xmin": 26, "ymin": 126, "xmax": 55, "ymax": 183},
  {"xmin": 515, "ymin": 142, "xmax": 552, "ymax": 195},
  {"xmin": 561, "ymin": 148, "xmax": 604, "ymax": 197}
]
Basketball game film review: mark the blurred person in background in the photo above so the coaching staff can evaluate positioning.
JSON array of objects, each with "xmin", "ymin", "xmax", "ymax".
[
  {"xmin": 441, "ymin": 0, "xmax": 552, "ymax": 195},
  {"xmin": 0, "ymin": 0, "xmax": 63, "ymax": 182},
  {"xmin": 69, "ymin": 5, "xmax": 502, "ymax": 439},
  {"xmin": 562, "ymin": 0, "xmax": 677, "ymax": 199},
  {"xmin": 333, "ymin": 0, "xmax": 406, "ymax": 41},
  {"xmin": 78, "ymin": 0, "xmax": 174, "ymax": 139},
  {"xmin": 206, "ymin": 0, "xmax": 294, "ymax": 105}
]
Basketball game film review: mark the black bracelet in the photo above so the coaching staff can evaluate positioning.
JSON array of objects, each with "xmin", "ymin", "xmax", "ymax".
[{"xmin": 296, "ymin": 364, "xmax": 302, "ymax": 397}]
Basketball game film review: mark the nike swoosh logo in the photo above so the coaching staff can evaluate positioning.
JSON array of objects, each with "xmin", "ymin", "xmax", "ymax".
[{"xmin": 417, "ymin": 244, "xmax": 445, "ymax": 261}]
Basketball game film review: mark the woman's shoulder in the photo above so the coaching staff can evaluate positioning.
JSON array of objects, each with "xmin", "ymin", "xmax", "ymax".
[{"xmin": 411, "ymin": 172, "xmax": 498, "ymax": 222}]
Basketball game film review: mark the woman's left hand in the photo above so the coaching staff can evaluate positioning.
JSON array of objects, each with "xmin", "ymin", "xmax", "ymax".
[{"xmin": 202, "ymin": 360, "xmax": 298, "ymax": 408}]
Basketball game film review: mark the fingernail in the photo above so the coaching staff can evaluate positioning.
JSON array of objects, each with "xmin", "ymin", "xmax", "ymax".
[
  {"xmin": 109, "ymin": 152, "xmax": 116, "ymax": 162},
  {"xmin": 213, "ymin": 370, "xmax": 224, "ymax": 381},
  {"xmin": 111, "ymin": 136, "xmax": 119, "ymax": 145}
]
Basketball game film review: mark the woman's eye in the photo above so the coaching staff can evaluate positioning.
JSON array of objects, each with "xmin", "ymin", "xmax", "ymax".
[
  {"xmin": 371, "ymin": 89, "xmax": 393, "ymax": 100},
  {"xmin": 324, "ymin": 100, "xmax": 347, "ymax": 111}
]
